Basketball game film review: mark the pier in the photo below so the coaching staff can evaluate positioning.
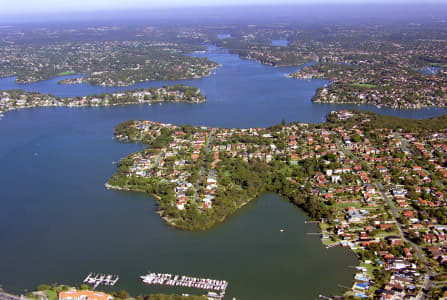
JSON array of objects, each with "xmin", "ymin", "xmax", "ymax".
[
  {"xmin": 141, "ymin": 271, "xmax": 228, "ymax": 299},
  {"xmin": 326, "ymin": 241, "xmax": 340, "ymax": 249},
  {"xmin": 83, "ymin": 273, "xmax": 119, "ymax": 289}
]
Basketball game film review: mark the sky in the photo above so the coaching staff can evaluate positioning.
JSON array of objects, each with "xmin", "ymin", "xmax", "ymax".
[{"xmin": 1, "ymin": 0, "xmax": 444, "ymax": 16}]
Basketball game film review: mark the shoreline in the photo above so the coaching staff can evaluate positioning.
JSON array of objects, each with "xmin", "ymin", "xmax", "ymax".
[
  {"xmin": 312, "ymin": 99, "xmax": 447, "ymax": 110},
  {"xmin": 105, "ymin": 180, "xmax": 359, "ymax": 295},
  {"xmin": 105, "ymin": 180, "xmax": 351, "ymax": 250},
  {"xmin": 105, "ymin": 182, "xmax": 257, "ymax": 231},
  {"xmin": 0, "ymin": 93, "xmax": 206, "ymax": 121},
  {"xmin": 6, "ymin": 60, "xmax": 220, "ymax": 87}
]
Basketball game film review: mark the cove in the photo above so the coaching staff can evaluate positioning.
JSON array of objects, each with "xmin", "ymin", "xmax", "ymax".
[{"xmin": 0, "ymin": 106, "xmax": 358, "ymax": 299}]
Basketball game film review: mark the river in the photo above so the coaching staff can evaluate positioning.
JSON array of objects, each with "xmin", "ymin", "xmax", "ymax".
[{"xmin": 0, "ymin": 46, "xmax": 445, "ymax": 299}]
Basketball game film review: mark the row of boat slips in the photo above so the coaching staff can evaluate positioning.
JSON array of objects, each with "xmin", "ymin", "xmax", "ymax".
[
  {"xmin": 141, "ymin": 272, "xmax": 228, "ymax": 292},
  {"xmin": 83, "ymin": 273, "xmax": 119, "ymax": 289}
]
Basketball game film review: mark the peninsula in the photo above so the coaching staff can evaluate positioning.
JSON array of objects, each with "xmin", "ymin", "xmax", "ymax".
[
  {"xmin": 0, "ymin": 40, "xmax": 218, "ymax": 86},
  {"xmin": 109, "ymin": 110, "xmax": 447, "ymax": 298},
  {"xmin": 0, "ymin": 85, "xmax": 205, "ymax": 118}
]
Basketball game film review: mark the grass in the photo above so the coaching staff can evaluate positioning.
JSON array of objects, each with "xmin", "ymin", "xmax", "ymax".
[
  {"xmin": 333, "ymin": 202, "xmax": 364, "ymax": 210},
  {"xmin": 319, "ymin": 222, "xmax": 330, "ymax": 231},
  {"xmin": 354, "ymin": 83, "xmax": 377, "ymax": 89},
  {"xmin": 359, "ymin": 262, "xmax": 376, "ymax": 278},
  {"xmin": 428, "ymin": 62, "xmax": 447, "ymax": 67},
  {"xmin": 322, "ymin": 238, "xmax": 336, "ymax": 246},
  {"xmin": 40, "ymin": 290, "xmax": 57, "ymax": 300},
  {"xmin": 373, "ymin": 230, "xmax": 399, "ymax": 238},
  {"xmin": 56, "ymin": 71, "xmax": 76, "ymax": 76}
]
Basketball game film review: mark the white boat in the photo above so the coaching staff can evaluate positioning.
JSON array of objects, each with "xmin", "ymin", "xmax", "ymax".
[
  {"xmin": 83, "ymin": 272, "xmax": 93, "ymax": 283},
  {"xmin": 111, "ymin": 276, "xmax": 119, "ymax": 286}
]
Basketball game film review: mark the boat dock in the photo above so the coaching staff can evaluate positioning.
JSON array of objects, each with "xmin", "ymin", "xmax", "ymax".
[
  {"xmin": 326, "ymin": 241, "xmax": 340, "ymax": 249},
  {"xmin": 83, "ymin": 273, "xmax": 119, "ymax": 289},
  {"xmin": 141, "ymin": 271, "xmax": 228, "ymax": 299}
]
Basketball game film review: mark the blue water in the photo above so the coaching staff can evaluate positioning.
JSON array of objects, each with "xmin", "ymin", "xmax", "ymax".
[
  {"xmin": 217, "ymin": 34, "xmax": 231, "ymax": 39},
  {"xmin": 0, "ymin": 106, "xmax": 359, "ymax": 299},
  {"xmin": 271, "ymin": 39, "xmax": 288, "ymax": 47},
  {"xmin": 1, "ymin": 46, "xmax": 445, "ymax": 127},
  {"xmin": 420, "ymin": 66, "xmax": 441, "ymax": 75},
  {"xmin": 0, "ymin": 45, "xmax": 445, "ymax": 299}
]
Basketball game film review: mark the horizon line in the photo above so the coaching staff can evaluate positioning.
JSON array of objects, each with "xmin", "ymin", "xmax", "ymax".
[{"xmin": 2, "ymin": 1, "xmax": 447, "ymax": 17}]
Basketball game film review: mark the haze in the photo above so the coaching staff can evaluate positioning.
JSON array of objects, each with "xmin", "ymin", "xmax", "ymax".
[{"xmin": 2, "ymin": 0, "xmax": 445, "ymax": 16}]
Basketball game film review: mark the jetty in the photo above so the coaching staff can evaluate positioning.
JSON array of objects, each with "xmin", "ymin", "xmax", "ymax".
[
  {"xmin": 83, "ymin": 273, "xmax": 119, "ymax": 289},
  {"xmin": 141, "ymin": 271, "xmax": 228, "ymax": 299},
  {"xmin": 326, "ymin": 241, "xmax": 341, "ymax": 249},
  {"xmin": 306, "ymin": 232, "xmax": 322, "ymax": 236}
]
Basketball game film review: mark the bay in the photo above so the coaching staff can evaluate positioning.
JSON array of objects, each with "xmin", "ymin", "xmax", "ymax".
[
  {"xmin": 271, "ymin": 39, "xmax": 288, "ymax": 47},
  {"xmin": 0, "ymin": 106, "xmax": 358, "ymax": 299},
  {"xmin": 0, "ymin": 46, "xmax": 446, "ymax": 299}
]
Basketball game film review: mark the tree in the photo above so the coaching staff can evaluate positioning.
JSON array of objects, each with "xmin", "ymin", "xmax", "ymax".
[
  {"xmin": 37, "ymin": 284, "xmax": 50, "ymax": 291},
  {"xmin": 114, "ymin": 290, "xmax": 130, "ymax": 299}
]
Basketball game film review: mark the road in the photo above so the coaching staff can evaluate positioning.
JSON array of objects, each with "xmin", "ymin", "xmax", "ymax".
[
  {"xmin": 375, "ymin": 180, "xmax": 433, "ymax": 299},
  {"xmin": 152, "ymin": 150, "xmax": 165, "ymax": 169},
  {"xmin": 334, "ymin": 136, "xmax": 433, "ymax": 299},
  {"xmin": 193, "ymin": 130, "xmax": 215, "ymax": 203}
]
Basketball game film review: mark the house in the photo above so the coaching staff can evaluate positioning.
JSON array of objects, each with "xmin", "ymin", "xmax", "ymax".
[
  {"xmin": 403, "ymin": 248, "xmax": 412, "ymax": 258},
  {"xmin": 427, "ymin": 246, "xmax": 443, "ymax": 259},
  {"xmin": 403, "ymin": 210, "xmax": 414, "ymax": 218},
  {"xmin": 392, "ymin": 187, "xmax": 407, "ymax": 198},
  {"xmin": 366, "ymin": 185, "xmax": 376, "ymax": 194},
  {"xmin": 332, "ymin": 175, "xmax": 342, "ymax": 183},
  {"xmin": 59, "ymin": 290, "xmax": 113, "ymax": 300},
  {"xmin": 386, "ymin": 236, "xmax": 403, "ymax": 246}
]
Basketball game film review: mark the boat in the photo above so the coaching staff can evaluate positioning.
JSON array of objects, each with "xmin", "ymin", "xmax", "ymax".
[
  {"xmin": 83, "ymin": 272, "xmax": 93, "ymax": 283},
  {"xmin": 280, "ymin": 229, "xmax": 285, "ymax": 232},
  {"xmin": 111, "ymin": 275, "xmax": 119, "ymax": 286},
  {"xmin": 104, "ymin": 275, "xmax": 112, "ymax": 285}
]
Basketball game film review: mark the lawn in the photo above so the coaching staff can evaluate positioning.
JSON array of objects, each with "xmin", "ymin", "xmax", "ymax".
[
  {"xmin": 57, "ymin": 71, "xmax": 77, "ymax": 76},
  {"xmin": 354, "ymin": 83, "xmax": 377, "ymax": 89},
  {"xmin": 429, "ymin": 62, "xmax": 447, "ymax": 67},
  {"xmin": 42, "ymin": 290, "xmax": 58, "ymax": 300},
  {"xmin": 322, "ymin": 238, "xmax": 337, "ymax": 246},
  {"xmin": 359, "ymin": 262, "xmax": 376, "ymax": 278},
  {"xmin": 334, "ymin": 201, "xmax": 364, "ymax": 211}
]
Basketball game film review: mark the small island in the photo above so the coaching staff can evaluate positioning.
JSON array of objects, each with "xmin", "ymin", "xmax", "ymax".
[{"xmin": 0, "ymin": 85, "xmax": 205, "ymax": 118}]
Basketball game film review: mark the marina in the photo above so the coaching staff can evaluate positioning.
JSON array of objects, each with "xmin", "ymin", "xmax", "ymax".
[
  {"xmin": 141, "ymin": 272, "xmax": 228, "ymax": 299},
  {"xmin": 83, "ymin": 273, "xmax": 119, "ymax": 289}
]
